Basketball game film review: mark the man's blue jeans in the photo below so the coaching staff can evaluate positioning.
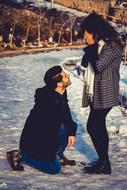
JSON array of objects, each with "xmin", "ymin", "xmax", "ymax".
[
  {"xmin": 21, "ymin": 124, "xmax": 67, "ymax": 174},
  {"xmin": 56, "ymin": 123, "xmax": 68, "ymax": 158},
  {"xmin": 21, "ymin": 153, "xmax": 61, "ymax": 174}
]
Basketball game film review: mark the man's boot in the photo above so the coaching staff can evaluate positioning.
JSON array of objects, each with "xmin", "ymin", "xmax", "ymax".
[
  {"xmin": 59, "ymin": 155, "xmax": 76, "ymax": 166},
  {"xmin": 6, "ymin": 150, "xmax": 24, "ymax": 171}
]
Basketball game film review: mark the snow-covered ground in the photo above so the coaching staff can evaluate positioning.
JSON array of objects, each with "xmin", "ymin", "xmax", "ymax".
[{"xmin": 0, "ymin": 49, "xmax": 127, "ymax": 190}]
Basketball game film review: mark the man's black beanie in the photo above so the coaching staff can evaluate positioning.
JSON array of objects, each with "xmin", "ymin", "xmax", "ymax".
[{"xmin": 44, "ymin": 65, "xmax": 62, "ymax": 85}]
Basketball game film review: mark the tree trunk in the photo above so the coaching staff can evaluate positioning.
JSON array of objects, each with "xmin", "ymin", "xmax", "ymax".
[{"xmin": 37, "ymin": 22, "xmax": 41, "ymax": 47}]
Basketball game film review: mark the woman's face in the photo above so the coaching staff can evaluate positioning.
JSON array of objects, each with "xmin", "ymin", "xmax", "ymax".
[{"xmin": 84, "ymin": 31, "xmax": 95, "ymax": 45}]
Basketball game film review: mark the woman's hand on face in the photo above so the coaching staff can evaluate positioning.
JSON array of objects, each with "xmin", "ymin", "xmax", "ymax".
[{"xmin": 84, "ymin": 31, "xmax": 95, "ymax": 45}]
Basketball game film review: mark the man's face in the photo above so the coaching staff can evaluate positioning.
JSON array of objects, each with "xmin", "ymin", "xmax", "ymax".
[{"xmin": 60, "ymin": 71, "xmax": 71, "ymax": 88}]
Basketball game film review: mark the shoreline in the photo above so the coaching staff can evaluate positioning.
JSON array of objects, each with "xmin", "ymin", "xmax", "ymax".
[{"xmin": 0, "ymin": 45, "xmax": 85, "ymax": 58}]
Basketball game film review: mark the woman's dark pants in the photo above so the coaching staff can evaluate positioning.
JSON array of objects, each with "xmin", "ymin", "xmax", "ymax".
[{"xmin": 87, "ymin": 106, "xmax": 112, "ymax": 161}]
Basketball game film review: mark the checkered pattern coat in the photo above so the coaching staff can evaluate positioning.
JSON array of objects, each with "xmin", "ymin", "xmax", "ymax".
[{"xmin": 82, "ymin": 42, "xmax": 123, "ymax": 109}]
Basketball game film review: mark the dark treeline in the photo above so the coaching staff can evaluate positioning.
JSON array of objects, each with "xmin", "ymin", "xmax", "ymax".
[{"xmin": 0, "ymin": 1, "xmax": 84, "ymax": 50}]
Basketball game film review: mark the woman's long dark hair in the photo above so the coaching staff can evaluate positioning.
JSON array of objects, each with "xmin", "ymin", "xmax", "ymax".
[{"xmin": 81, "ymin": 12, "xmax": 124, "ymax": 49}]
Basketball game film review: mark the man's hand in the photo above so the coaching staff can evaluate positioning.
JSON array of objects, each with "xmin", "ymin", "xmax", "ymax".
[{"xmin": 67, "ymin": 136, "xmax": 76, "ymax": 148}]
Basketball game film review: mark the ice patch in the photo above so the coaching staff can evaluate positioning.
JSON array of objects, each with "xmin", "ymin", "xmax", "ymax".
[{"xmin": 0, "ymin": 182, "xmax": 8, "ymax": 189}]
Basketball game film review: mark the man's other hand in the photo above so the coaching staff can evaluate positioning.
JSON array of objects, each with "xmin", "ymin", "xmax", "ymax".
[{"xmin": 67, "ymin": 136, "xmax": 76, "ymax": 148}]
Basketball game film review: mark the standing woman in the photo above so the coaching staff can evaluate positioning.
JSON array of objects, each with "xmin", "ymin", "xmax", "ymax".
[{"xmin": 80, "ymin": 12, "xmax": 124, "ymax": 174}]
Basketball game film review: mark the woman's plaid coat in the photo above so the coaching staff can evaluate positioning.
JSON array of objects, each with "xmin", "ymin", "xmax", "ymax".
[{"xmin": 82, "ymin": 42, "xmax": 123, "ymax": 109}]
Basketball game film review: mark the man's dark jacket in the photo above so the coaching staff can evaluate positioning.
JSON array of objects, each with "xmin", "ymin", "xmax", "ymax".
[{"xmin": 19, "ymin": 86, "xmax": 77, "ymax": 162}]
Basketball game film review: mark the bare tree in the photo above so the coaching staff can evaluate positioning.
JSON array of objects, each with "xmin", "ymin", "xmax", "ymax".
[
  {"xmin": 58, "ymin": 15, "xmax": 76, "ymax": 46},
  {"xmin": 70, "ymin": 15, "xmax": 76, "ymax": 45},
  {"xmin": 58, "ymin": 18, "xmax": 70, "ymax": 45}
]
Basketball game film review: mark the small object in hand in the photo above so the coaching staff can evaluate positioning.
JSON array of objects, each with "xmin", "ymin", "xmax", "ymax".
[{"xmin": 6, "ymin": 150, "xmax": 24, "ymax": 171}]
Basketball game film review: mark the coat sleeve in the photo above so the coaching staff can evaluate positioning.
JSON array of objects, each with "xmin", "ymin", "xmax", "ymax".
[
  {"xmin": 94, "ymin": 43, "xmax": 122, "ymax": 73},
  {"xmin": 81, "ymin": 44, "xmax": 98, "ymax": 73},
  {"xmin": 62, "ymin": 91, "xmax": 77, "ymax": 136}
]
